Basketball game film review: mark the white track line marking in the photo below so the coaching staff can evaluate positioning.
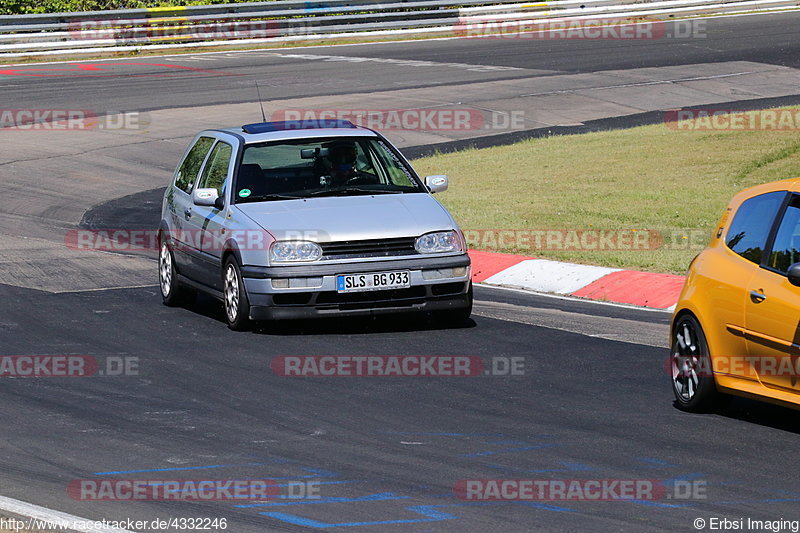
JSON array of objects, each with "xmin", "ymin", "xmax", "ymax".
[
  {"xmin": 269, "ymin": 52, "xmax": 519, "ymax": 72},
  {"xmin": 0, "ymin": 495, "xmax": 135, "ymax": 532}
]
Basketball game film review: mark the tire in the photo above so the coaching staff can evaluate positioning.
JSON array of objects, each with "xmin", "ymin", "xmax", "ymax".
[
  {"xmin": 223, "ymin": 257, "xmax": 252, "ymax": 331},
  {"xmin": 435, "ymin": 282, "xmax": 473, "ymax": 327},
  {"xmin": 159, "ymin": 239, "xmax": 193, "ymax": 307},
  {"xmin": 671, "ymin": 314, "xmax": 717, "ymax": 412}
]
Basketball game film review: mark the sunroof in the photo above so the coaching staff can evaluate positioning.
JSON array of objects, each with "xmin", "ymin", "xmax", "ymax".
[{"xmin": 242, "ymin": 120, "xmax": 358, "ymax": 134}]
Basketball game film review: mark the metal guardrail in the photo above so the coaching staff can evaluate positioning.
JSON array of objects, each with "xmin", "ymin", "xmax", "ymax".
[{"xmin": 0, "ymin": 0, "xmax": 798, "ymax": 57}]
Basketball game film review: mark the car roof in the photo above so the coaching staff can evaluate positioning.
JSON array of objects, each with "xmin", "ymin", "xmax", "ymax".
[
  {"xmin": 730, "ymin": 177, "xmax": 800, "ymax": 206},
  {"xmin": 209, "ymin": 120, "xmax": 380, "ymax": 144}
]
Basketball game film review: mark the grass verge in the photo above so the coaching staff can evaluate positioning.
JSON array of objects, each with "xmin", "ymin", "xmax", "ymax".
[{"xmin": 411, "ymin": 107, "xmax": 800, "ymax": 274}]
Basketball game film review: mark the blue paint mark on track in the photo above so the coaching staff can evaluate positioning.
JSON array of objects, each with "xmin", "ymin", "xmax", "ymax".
[
  {"xmin": 261, "ymin": 503, "xmax": 458, "ymax": 527},
  {"xmin": 260, "ymin": 500, "xmax": 576, "ymax": 528},
  {"xmin": 240, "ymin": 492, "xmax": 408, "ymax": 508},
  {"xmin": 517, "ymin": 501, "xmax": 576, "ymax": 513}
]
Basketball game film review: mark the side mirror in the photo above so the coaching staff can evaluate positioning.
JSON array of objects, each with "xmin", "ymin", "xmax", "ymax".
[
  {"xmin": 193, "ymin": 187, "xmax": 220, "ymax": 207},
  {"xmin": 425, "ymin": 174, "xmax": 448, "ymax": 194},
  {"xmin": 788, "ymin": 262, "xmax": 800, "ymax": 287}
]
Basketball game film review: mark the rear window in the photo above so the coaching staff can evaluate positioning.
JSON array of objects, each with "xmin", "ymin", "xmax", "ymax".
[{"xmin": 725, "ymin": 191, "xmax": 786, "ymax": 264}]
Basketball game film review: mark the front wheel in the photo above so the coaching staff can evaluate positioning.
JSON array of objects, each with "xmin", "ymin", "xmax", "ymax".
[
  {"xmin": 223, "ymin": 257, "xmax": 252, "ymax": 331},
  {"xmin": 671, "ymin": 314, "xmax": 717, "ymax": 412}
]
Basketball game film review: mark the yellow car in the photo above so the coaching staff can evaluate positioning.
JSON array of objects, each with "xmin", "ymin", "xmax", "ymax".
[{"xmin": 671, "ymin": 178, "xmax": 800, "ymax": 411}]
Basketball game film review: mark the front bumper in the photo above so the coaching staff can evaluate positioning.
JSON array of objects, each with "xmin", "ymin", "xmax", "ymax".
[{"xmin": 242, "ymin": 254, "xmax": 471, "ymax": 320}]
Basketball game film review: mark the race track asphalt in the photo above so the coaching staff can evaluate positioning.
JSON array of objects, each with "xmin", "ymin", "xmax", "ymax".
[{"xmin": 1, "ymin": 11, "xmax": 799, "ymax": 532}]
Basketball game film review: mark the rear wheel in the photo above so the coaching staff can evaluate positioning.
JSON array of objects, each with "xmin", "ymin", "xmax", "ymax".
[
  {"xmin": 671, "ymin": 314, "xmax": 717, "ymax": 412},
  {"xmin": 159, "ymin": 240, "xmax": 193, "ymax": 307},
  {"xmin": 223, "ymin": 257, "xmax": 252, "ymax": 331}
]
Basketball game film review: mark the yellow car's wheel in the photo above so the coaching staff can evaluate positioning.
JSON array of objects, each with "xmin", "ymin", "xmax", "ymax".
[{"xmin": 671, "ymin": 314, "xmax": 718, "ymax": 412}]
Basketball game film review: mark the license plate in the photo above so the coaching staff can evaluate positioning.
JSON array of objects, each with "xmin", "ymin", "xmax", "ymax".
[{"xmin": 337, "ymin": 271, "xmax": 411, "ymax": 293}]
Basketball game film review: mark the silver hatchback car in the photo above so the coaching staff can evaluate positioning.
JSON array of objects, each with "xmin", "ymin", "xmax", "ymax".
[{"xmin": 159, "ymin": 120, "xmax": 472, "ymax": 330}]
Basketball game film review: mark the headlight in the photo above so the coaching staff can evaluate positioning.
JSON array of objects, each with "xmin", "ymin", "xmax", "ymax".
[
  {"xmin": 415, "ymin": 231, "xmax": 462, "ymax": 254},
  {"xmin": 270, "ymin": 241, "xmax": 322, "ymax": 262}
]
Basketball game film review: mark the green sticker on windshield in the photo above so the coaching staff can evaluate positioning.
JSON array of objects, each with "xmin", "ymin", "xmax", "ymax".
[{"xmin": 239, "ymin": 189, "xmax": 251, "ymax": 198}]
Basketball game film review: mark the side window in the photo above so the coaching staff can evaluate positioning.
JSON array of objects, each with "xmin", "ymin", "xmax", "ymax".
[
  {"xmin": 175, "ymin": 136, "xmax": 214, "ymax": 193},
  {"xmin": 370, "ymin": 141, "xmax": 414, "ymax": 187},
  {"xmin": 726, "ymin": 191, "xmax": 786, "ymax": 264},
  {"xmin": 767, "ymin": 195, "xmax": 800, "ymax": 273},
  {"xmin": 198, "ymin": 141, "xmax": 233, "ymax": 197}
]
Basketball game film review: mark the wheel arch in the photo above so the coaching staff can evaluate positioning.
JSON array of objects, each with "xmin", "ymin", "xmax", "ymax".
[
  {"xmin": 671, "ymin": 308, "xmax": 701, "ymax": 334},
  {"xmin": 671, "ymin": 302, "xmax": 715, "ymax": 354},
  {"xmin": 157, "ymin": 220, "xmax": 173, "ymax": 245},
  {"xmin": 221, "ymin": 239, "xmax": 243, "ymax": 274}
]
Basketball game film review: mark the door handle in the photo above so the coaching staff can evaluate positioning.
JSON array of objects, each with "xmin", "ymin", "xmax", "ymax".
[
  {"xmin": 183, "ymin": 208, "xmax": 192, "ymax": 220},
  {"xmin": 750, "ymin": 290, "xmax": 767, "ymax": 302}
]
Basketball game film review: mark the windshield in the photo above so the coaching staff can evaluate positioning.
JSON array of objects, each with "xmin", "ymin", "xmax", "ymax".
[{"xmin": 234, "ymin": 137, "xmax": 424, "ymax": 203}]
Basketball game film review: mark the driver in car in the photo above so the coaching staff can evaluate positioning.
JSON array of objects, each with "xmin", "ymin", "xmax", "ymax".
[{"xmin": 316, "ymin": 142, "xmax": 359, "ymax": 186}]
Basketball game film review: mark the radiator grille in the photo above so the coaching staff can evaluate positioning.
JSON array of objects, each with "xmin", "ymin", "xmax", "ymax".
[{"xmin": 320, "ymin": 237, "xmax": 417, "ymax": 259}]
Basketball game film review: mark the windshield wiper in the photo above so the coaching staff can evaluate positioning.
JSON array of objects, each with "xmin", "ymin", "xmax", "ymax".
[
  {"xmin": 306, "ymin": 187, "xmax": 402, "ymax": 197},
  {"xmin": 238, "ymin": 194, "xmax": 304, "ymax": 203}
]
